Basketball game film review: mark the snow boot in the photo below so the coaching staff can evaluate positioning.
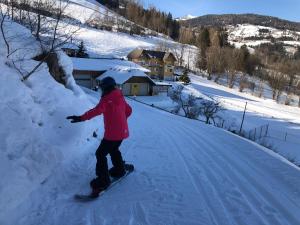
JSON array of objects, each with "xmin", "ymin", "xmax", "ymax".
[
  {"xmin": 89, "ymin": 177, "xmax": 110, "ymax": 193},
  {"xmin": 109, "ymin": 166, "xmax": 126, "ymax": 178}
]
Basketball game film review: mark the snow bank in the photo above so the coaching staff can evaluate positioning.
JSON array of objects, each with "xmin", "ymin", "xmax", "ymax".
[
  {"xmin": 56, "ymin": 50, "xmax": 86, "ymax": 97},
  {"xmin": 0, "ymin": 20, "xmax": 101, "ymax": 223}
]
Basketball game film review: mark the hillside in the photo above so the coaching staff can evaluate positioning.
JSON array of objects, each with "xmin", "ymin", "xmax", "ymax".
[
  {"xmin": 181, "ymin": 14, "xmax": 300, "ymax": 31},
  {"xmin": 1, "ymin": 1, "xmax": 300, "ymax": 225},
  {"xmin": 3, "ymin": 88, "xmax": 300, "ymax": 225},
  {"xmin": 65, "ymin": 0, "xmax": 198, "ymax": 68}
]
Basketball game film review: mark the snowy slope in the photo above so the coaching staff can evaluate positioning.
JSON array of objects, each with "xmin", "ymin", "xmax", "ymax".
[
  {"xmin": 135, "ymin": 74, "xmax": 300, "ymax": 165},
  {"xmin": 176, "ymin": 14, "xmax": 197, "ymax": 21},
  {"xmin": 63, "ymin": 0, "xmax": 199, "ymax": 69},
  {"xmin": 1, "ymin": 3, "xmax": 300, "ymax": 225},
  {"xmin": 227, "ymin": 24, "xmax": 300, "ymax": 53},
  {"xmin": 0, "ymin": 20, "xmax": 100, "ymax": 221},
  {"xmin": 3, "ymin": 91, "xmax": 300, "ymax": 225}
]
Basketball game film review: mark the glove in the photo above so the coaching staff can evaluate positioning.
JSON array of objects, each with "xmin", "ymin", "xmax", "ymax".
[{"xmin": 66, "ymin": 115, "xmax": 82, "ymax": 123}]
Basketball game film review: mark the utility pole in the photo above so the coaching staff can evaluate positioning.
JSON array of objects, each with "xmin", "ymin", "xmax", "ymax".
[{"xmin": 239, "ymin": 102, "xmax": 247, "ymax": 135}]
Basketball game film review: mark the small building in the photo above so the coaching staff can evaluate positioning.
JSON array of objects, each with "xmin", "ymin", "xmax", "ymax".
[
  {"xmin": 71, "ymin": 57, "xmax": 149, "ymax": 89},
  {"xmin": 61, "ymin": 43, "xmax": 79, "ymax": 57},
  {"xmin": 97, "ymin": 68, "xmax": 156, "ymax": 96},
  {"xmin": 153, "ymin": 81, "xmax": 172, "ymax": 95},
  {"xmin": 127, "ymin": 49, "xmax": 177, "ymax": 81}
]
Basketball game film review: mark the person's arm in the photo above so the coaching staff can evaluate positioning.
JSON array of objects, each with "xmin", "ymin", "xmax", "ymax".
[
  {"xmin": 125, "ymin": 102, "xmax": 132, "ymax": 118},
  {"xmin": 81, "ymin": 98, "xmax": 106, "ymax": 121}
]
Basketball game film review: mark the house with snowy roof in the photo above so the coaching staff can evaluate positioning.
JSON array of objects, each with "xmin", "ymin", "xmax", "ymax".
[
  {"xmin": 127, "ymin": 49, "xmax": 177, "ymax": 81},
  {"xmin": 71, "ymin": 57, "xmax": 156, "ymax": 96},
  {"xmin": 97, "ymin": 68, "xmax": 156, "ymax": 96},
  {"xmin": 61, "ymin": 42, "xmax": 79, "ymax": 57}
]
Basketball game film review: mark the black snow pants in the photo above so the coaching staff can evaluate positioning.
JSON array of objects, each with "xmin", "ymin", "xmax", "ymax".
[{"xmin": 94, "ymin": 139, "xmax": 124, "ymax": 188}]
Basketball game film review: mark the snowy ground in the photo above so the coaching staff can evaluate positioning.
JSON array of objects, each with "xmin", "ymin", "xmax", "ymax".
[
  {"xmin": 2, "ymin": 90, "xmax": 300, "ymax": 225},
  {"xmin": 1, "ymin": 2, "xmax": 300, "ymax": 224},
  {"xmin": 0, "ymin": 19, "xmax": 99, "ymax": 223},
  {"xmin": 135, "ymin": 75, "xmax": 300, "ymax": 165},
  {"xmin": 64, "ymin": 0, "xmax": 199, "ymax": 70},
  {"xmin": 227, "ymin": 24, "xmax": 300, "ymax": 53}
]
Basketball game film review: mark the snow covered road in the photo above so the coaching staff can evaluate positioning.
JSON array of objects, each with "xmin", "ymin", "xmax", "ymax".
[{"xmin": 9, "ymin": 99, "xmax": 300, "ymax": 225}]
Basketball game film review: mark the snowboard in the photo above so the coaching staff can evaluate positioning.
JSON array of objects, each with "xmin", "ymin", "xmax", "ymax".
[{"xmin": 74, "ymin": 164, "xmax": 134, "ymax": 202}]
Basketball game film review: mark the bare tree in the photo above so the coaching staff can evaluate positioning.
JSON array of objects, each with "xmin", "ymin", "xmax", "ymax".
[
  {"xmin": 169, "ymin": 84, "xmax": 222, "ymax": 122},
  {"xmin": 280, "ymin": 59, "xmax": 299, "ymax": 105},
  {"xmin": 171, "ymin": 43, "xmax": 185, "ymax": 67},
  {"xmin": 224, "ymin": 47, "xmax": 240, "ymax": 88},
  {"xmin": 198, "ymin": 99, "xmax": 222, "ymax": 124},
  {"xmin": 267, "ymin": 63, "xmax": 289, "ymax": 102},
  {"xmin": 169, "ymin": 85, "xmax": 197, "ymax": 118},
  {"xmin": 253, "ymin": 66, "xmax": 267, "ymax": 97},
  {"xmin": 1, "ymin": 0, "xmax": 80, "ymax": 81},
  {"xmin": 296, "ymin": 82, "xmax": 300, "ymax": 107},
  {"xmin": 156, "ymin": 40, "xmax": 170, "ymax": 52},
  {"xmin": 0, "ymin": 1, "xmax": 10, "ymax": 56},
  {"xmin": 206, "ymin": 46, "xmax": 225, "ymax": 81}
]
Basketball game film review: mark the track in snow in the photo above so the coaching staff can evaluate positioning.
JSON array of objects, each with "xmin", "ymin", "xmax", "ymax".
[{"xmin": 11, "ymin": 100, "xmax": 300, "ymax": 225}]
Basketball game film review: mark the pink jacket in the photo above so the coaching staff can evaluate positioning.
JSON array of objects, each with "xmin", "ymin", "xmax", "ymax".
[{"xmin": 81, "ymin": 89, "xmax": 132, "ymax": 141}]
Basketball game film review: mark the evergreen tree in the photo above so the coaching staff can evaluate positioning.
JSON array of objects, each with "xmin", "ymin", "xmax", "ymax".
[
  {"xmin": 295, "ymin": 46, "xmax": 300, "ymax": 59},
  {"xmin": 76, "ymin": 41, "xmax": 88, "ymax": 58},
  {"xmin": 179, "ymin": 69, "xmax": 191, "ymax": 85},
  {"xmin": 197, "ymin": 28, "xmax": 211, "ymax": 70}
]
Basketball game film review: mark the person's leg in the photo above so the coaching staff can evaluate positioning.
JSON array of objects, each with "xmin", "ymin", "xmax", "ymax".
[
  {"xmin": 109, "ymin": 140, "xmax": 126, "ymax": 178},
  {"xmin": 93, "ymin": 139, "xmax": 111, "ymax": 189}
]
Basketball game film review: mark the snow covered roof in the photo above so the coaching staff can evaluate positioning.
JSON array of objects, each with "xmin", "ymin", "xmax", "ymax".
[
  {"xmin": 128, "ymin": 49, "xmax": 177, "ymax": 62},
  {"xmin": 71, "ymin": 57, "xmax": 149, "ymax": 72},
  {"xmin": 61, "ymin": 42, "xmax": 79, "ymax": 50},
  {"xmin": 155, "ymin": 81, "xmax": 172, "ymax": 86},
  {"xmin": 96, "ymin": 68, "xmax": 155, "ymax": 85}
]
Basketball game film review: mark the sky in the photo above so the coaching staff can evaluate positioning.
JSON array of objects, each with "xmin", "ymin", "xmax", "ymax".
[{"xmin": 142, "ymin": 0, "xmax": 300, "ymax": 22}]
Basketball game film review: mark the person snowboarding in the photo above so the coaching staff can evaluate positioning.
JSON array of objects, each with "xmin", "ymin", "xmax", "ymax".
[{"xmin": 67, "ymin": 77, "xmax": 132, "ymax": 198}]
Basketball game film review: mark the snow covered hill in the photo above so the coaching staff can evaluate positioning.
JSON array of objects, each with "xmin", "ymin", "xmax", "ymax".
[
  {"xmin": 64, "ymin": 0, "xmax": 199, "ymax": 68},
  {"xmin": 135, "ymin": 73, "xmax": 300, "ymax": 166},
  {"xmin": 227, "ymin": 24, "xmax": 300, "ymax": 54},
  {"xmin": 181, "ymin": 14, "xmax": 300, "ymax": 54},
  {"xmin": 0, "ymin": 19, "xmax": 100, "ymax": 222},
  {"xmin": 1, "ymin": 2, "xmax": 300, "ymax": 225},
  {"xmin": 2, "ymin": 90, "xmax": 300, "ymax": 225},
  {"xmin": 176, "ymin": 14, "xmax": 197, "ymax": 21}
]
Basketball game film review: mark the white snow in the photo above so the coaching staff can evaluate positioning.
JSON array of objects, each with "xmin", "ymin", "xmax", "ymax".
[
  {"xmin": 176, "ymin": 14, "xmax": 197, "ymax": 21},
  {"xmin": 58, "ymin": 0, "xmax": 199, "ymax": 70},
  {"xmin": 3, "ymin": 89, "xmax": 300, "ymax": 225},
  {"xmin": 1, "ymin": 1, "xmax": 300, "ymax": 225},
  {"xmin": 97, "ymin": 68, "xmax": 152, "ymax": 84},
  {"xmin": 0, "ymin": 19, "xmax": 99, "ymax": 223},
  {"xmin": 227, "ymin": 24, "xmax": 300, "ymax": 53},
  {"xmin": 136, "ymin": 74, "xmax": 300, "ymax": 165},
  {"xmin": 71, "ymin": 57, "xmax": 149, "ymax": 72}
]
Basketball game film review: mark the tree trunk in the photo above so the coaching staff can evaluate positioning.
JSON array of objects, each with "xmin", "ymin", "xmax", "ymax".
[
  {"xmin": 36, "ymin": 14, "xmax": 41, "ymax": 40},
  {"xmin": 276, "ymin": 91, "xmax": 281, "ymax": 103},
  {"xmin": 285, "ymin": 95, "xmax": 291, "ymax": 105},
  {"xmin": 272, "ymin": 90, "xmax": 276, "ymax": 100},
  {"xmin": 205, "ymin": 116, "xmax": 210, "ymax": 124}
]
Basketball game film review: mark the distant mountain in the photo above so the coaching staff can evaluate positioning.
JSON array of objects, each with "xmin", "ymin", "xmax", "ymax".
[
  {"xmin": 176, "ymin": 14, "xmax": 196, "ymax": 21},
  {"xmin": 181, "ymin": 14, "xmax": 300, "ymax": 32}
]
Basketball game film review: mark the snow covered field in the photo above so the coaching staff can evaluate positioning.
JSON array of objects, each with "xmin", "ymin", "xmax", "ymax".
[
  {"xmin": 65, "ymin": 0, "xmax": 199, "ymax": 69},
  {"xmin": 227, "ymin": 24, "xmax": 300, "ymax": 53},
  {"xmin": 2, "ymin": 90, "xmax": 300, "ymax": 225},
  {"xmin": 1, "ymin": 1, "xmax": 300, "ymax": 224},
  {"xmin": 135, "ymin": 75, "xmax": 300, "ymax": 165}
]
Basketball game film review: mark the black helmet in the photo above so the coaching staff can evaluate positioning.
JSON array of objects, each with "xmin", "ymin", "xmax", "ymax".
[
  {"xmin": 100, "ymin": 76, "xmax": 116, "ymax": 96},
  {"xmin": 100, "ymin": 76, "xmax": 116, "ymax": 90}
]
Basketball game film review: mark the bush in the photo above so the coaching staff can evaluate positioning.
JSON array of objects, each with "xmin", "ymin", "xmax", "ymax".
[
  {"xmin": 179, "ymin": 70, "xmax": 191, "ymax": 85},
  {"xmin": 169, "ymin": 85, "xmax": 223, "ymax": 122}
]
